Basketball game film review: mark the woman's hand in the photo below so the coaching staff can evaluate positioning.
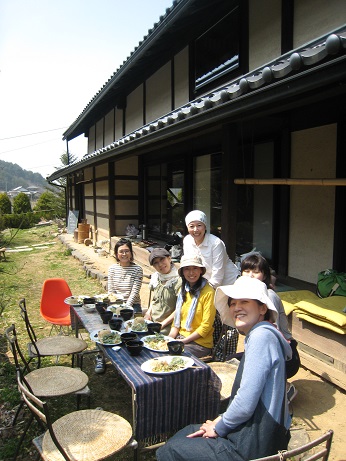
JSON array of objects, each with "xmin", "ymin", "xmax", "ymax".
[{"xmin": 186, "ymin": 420, "xmax": 219, "ymax": 438}]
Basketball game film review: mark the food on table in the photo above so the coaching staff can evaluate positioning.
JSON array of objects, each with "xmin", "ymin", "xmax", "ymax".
[
  {"xmin": 152, "ymin": 357, "xmax": 186, "ymax": 372},
  {"xmin": 97, "ymin": 330, "xmax": 121, "ymax": 344},
  {"xmin": 126, "ymin": 317, "xmax": 148, "ymax": 332},
  {"xmin": 143, "ymin": 334, "xmax": 170, "ymax": 351}
]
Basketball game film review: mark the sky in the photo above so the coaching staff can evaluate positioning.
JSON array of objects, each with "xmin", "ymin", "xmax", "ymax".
[{"xmin": 0, "ymin": 0, "xmax": 174, "ymax": 180}]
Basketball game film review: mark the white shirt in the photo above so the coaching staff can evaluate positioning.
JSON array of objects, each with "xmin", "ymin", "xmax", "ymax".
[{"xmin": 183, "ymin": 233, "xmax": 239, "ymax": 288}]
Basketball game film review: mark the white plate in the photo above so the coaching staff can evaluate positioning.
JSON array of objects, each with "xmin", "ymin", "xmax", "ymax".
[
  {"xmin": 90, "ymin": 329, "xmax": 122, "ymax": 346},
  {"xmin": 141, "ymin": 356, "xmax": 194, "ymax": 375},
  {"xmin": 64, "ymin": 296, "xmax": 82, "ymax": 305},
  {"xmin": 123, "ymin": 319, "xmax": 152, "ymax": 333},
  {"xmin": 142, "ymin": 335, "xmax": 174, "ymax": 352}
]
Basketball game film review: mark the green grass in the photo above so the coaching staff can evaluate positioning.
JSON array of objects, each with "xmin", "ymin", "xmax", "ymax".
[{"xmin": 0, "ymin": 225, "xmax": 156, "ymax": 461}]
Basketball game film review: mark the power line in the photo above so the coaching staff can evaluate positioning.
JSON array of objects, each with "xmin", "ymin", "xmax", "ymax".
[
  {"xmin": 0, "ymin": 127, "xmax": 67, "ymax": 141},
  {"xmin": 0, "ymin": 138, "xmax": 61, "ymax": 155}
]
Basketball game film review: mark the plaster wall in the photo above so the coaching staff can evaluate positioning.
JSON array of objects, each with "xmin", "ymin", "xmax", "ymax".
[
  {"xmin": 85, "ymin": 183, "xmax": 93, "ymax": 196},
  {"xmin": 96, "ymin": 198, "xmax": 109, "ymax": 215},
  {"xmin": 126, "ymin": 84, "xmax": 144, "ymax": 134},
  {"xmin": 95, "ymin": 119, "xmax": 104, "ymax": 150},
  {"xmin": 95, "ymin": 163, "xmax": 108, "ymax": 177},
  {"xmin": 248, "ymin": 0, "xmax": 281, "ymax": 71},
  {"xmin": 88, "ymin": 126, "xmax": 96, "ymax": 154},
  {"xmin": 115, "ymin": 157, "xmax": 138, "ymax": 175},
  {"xmin": 95, "ymin": 180, "xmax": 108, "ymax": 196},
  {"xmin": 293, "ymin": 0, "xmax": 345, "ymax": 47},
  {"xmin": 104, "ymin": 110, "xmax": 115, "ymax": 145},
  {"xmin": 288, "ymin": 124, "xmax": 336, "ymax": 283},
  {"xmin": 84, "ymin": 168, "xmax": 93, "ymax": 181},
  {"xmin": 174, "ymin": 47, "xmax": 189, "ymax": 108},
  {"xmin": 115, "ymin": 108, "xmax": 123, "ymax": 140},
  {"xmin": 85, "ymin": 198, "xmax": 94, "ymax": 213},
  {"xmin": 146, "ymin": 62, "xmax": 171, "ymax": 123}
]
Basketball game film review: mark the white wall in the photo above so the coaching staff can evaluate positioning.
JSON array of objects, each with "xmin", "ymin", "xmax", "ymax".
[
  {"xmin": 174, "ymin": 47, "xmax": 189, "ymax": 108},
  {"xmin": 126, "ymin": 84, "xmax": 144, "ymax": 134},
  {"xmin": 104, "ymin": 109, "xmax": 115, "ymax": 146},
  {"xmin": 146, "ymin": 61, "xmax": 172, "ymax": 123},
  {"xmin": 288, "ymin": 124, "xmax": 336, "ymax": 283},
  {"xmin": 294, "ymin": 0, "xmax": 345, "ymax": 47},
  {"xmin": 248, "ymin": 0, "xmax": 281, "ymax": 71}
]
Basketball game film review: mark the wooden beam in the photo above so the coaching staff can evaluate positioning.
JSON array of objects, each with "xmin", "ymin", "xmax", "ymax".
[{"xmin": 234, "ymin": 178, "xmax": 346, "ymax": 186}]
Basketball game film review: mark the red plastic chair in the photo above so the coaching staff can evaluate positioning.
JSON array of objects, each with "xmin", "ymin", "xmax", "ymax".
[{"xmin": 40, "ymin": 278, "xmax": 73, "ymax": 334}]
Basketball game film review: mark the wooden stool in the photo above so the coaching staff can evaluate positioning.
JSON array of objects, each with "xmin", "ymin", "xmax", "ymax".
[{"xmin": 0, "ymin": 248, "xmax": 6, "ymax": 261}]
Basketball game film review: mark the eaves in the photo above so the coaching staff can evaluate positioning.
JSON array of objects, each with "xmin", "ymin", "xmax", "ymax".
[{"xmin": 48, "ymin": 29, "xmax": 346, "ymax": 182}]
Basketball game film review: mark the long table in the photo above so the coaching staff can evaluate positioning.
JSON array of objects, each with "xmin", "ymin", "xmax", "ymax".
[{"xmin": 70, "ymin": 305, "xmax": 221, "ymax": 450}]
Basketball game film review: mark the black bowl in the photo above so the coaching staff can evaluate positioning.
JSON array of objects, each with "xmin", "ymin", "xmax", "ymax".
[
  {"xmin": 121, "ymin": 332, "xmax": 138, "ymax": 344},
  {"xmin": 96, "ymin": 302, "xmax": 108, "ymax": 314},
  {"xmin": 168, "ymin": 340, "xmax": 185, "ymax": 355},
  {"xmin": 126, "ymin": 340, "xmax": 143, "ymax": 356},
  {"xmin": 120, "ymin": 308, "xmax": 134, "ymax": 322},
  {"xmin": 100, "ymin": 311, "xmax": 113, "ymax": 324},
  {"xmin": 83, "ymin": 297, "xmax": 96, "ymax": 305},
  {"xmin": 147, "ymin": 322, "xmax": 161, "ymax": 335},
  {"xmin": 108, "ymin": 318, "xmax": 123, "ymax": 331}
]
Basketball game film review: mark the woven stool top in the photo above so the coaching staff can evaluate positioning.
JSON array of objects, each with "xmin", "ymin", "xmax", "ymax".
[
  {"xmin": 42, "ymin": 409, "xmax": 133, "ymax": 461},
  {"xmin": 33, "ymin": 336, "xmax": 87, "ymax": 356},
  {"xmin": 208, "ymin": 362, "xmax": 238, "ymax": 401},
  {"xmin": 26, "ymin": 366, "xmax": 89, "ymax": 397}
]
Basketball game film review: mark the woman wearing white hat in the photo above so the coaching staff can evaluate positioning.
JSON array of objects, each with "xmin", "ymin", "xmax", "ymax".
[
  {"xmin": 168, "ymin": 254, "xmax": 216, "ymax": 358},
  {"xmin": 183, "ymin": 210, "xmax": 239, "ymax": 289},
  {"xmin": 157, "ymin": 276, "xmax": 292, "ymax": 461}
]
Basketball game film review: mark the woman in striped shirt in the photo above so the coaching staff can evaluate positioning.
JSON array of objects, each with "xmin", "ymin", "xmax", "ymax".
[{"xmin": 108, "ymin": 238, "xmax": 143, "ymax": 313}]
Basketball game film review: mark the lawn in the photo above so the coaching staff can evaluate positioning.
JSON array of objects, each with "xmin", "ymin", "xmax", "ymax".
[{"xmin": 0, "ymin": 226, "xmax": 156, "ymax": 461}]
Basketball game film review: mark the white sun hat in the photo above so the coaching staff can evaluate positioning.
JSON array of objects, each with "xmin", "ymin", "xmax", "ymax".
[
  {"xmin": 185, "ymin": 210, "xmax": 207, "ymax": 227},
  {"xmin": 178, "ymin": 254, "xmax": 206, "ymax": 277},
  {"xmin": 214, "ymin": 276, "xmax": 278, "ymax": 328}
]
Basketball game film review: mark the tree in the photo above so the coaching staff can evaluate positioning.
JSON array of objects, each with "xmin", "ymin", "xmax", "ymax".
[
  {"xmin": 0, "ymin": 193, "xmax": 11, "ymax": 214},
  {"xmin": 12, "ymin": 192, "xmax": 32, "ymax": 214},
  {"xmin": 34, "ymin": 190, "xmax": 66, "ymax": 219}
]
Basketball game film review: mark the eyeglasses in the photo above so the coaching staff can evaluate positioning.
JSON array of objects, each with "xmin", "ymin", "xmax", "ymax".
[{"xmin": 118, "ymin": 250, "xmax": 130, "ymax": 255}]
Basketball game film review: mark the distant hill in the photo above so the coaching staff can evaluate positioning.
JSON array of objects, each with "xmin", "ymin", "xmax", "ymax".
[{"xmin": 0, "ymin": 159, "xmax": 49, "ymax": 192}]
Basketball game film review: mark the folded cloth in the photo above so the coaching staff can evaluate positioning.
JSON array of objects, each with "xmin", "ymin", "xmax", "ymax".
[
  {"xmin": 279, "ymin": 290, "xmax": 319, "ymax": 315},
  {"xmin": 295, "ymin": 311, "xmax": 346, "ymax": 335},
  {"xmin": 295, "ymin": 297, "xmax": 346, "ymax": 328}
]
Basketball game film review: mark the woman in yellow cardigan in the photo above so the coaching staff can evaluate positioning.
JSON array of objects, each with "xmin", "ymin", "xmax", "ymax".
[{"xmin": 168, "ymin": 254, "xmax": 216, "ymax": 358}]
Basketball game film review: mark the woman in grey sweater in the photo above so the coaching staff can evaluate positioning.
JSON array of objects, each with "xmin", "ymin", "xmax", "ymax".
[{"xmin": 156, "ymin": 277, "xmax": 291, "ymax": 461}]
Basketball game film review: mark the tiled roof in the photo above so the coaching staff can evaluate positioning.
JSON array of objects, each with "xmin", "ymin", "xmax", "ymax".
[
  {"xmin": 62, "ymin": 0, "xmax": 185, "ymax": 140},
  {"xmin": 49, "ymin": 28, "xmax": 346, "ymax": 180}
]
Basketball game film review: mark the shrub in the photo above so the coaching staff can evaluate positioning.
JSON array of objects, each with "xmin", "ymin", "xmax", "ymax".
[
  {"xmin": 12, "ymin": 192, "xmax": 32, "ymax": 214},
  {"xmin": 0, "ymin": 193, "xmax": 11, "ymax": 214}
]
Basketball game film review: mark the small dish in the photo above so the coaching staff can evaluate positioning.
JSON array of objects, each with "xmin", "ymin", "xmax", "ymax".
[{"xmin": 83, "ymin": 304, "xmax": 96, "ymax": 313}]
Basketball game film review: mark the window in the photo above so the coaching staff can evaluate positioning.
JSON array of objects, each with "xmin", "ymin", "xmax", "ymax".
[
  {"xmin": 146, "ymin": 153, "xmax": 222, "ymax": 240},
  {"xmin": 146, "ymin": 161, "xmax": 185, "ymax": 238},
  {"xmin": 194, "ymin": 153, "xmax": 222, "ymax": 237},
  {"xmin": 195, "ymin": 6, "xmax": 240, "ymax": 91},
  {"xmin": 236, "ymin": 142, "xmax": 274, "ymax": 260}
]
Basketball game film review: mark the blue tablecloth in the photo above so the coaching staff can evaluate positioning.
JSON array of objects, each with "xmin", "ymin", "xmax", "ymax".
[{"xmin": 71, "ymin": 305, "xmax": 221, "ymax": 440}]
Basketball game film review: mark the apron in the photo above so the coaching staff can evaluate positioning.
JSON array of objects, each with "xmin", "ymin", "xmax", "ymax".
[{"xmin": 157, "ymin": 353, "xmax": 290, "ymax": 461}]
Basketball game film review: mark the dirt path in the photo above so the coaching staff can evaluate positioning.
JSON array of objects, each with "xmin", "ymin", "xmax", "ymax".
[{"xmin": 59, "ymin": 233, "xmax": 346, "ymax": 460}]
